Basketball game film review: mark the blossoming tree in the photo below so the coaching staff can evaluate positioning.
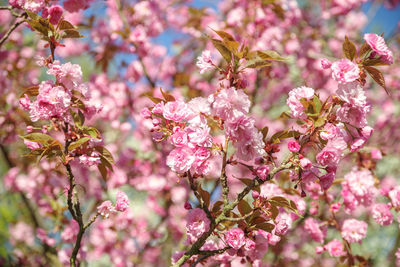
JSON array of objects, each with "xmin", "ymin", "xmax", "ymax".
[{"xmin": 1, "ymin": 0, "xmax": 400, "ymax": 266}]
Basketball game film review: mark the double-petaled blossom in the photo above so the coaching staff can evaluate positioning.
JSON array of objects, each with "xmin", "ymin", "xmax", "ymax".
[
  {"xmin": 331, "ymin": 59, "xmax": 360, "ymax": 84},
  {"xmin": 324, "ymin": 239, "xmax": 346, "ymax": 257},
  {"xmin": 341, "ymin": 219, "xmax": 368, "ymax": 243},
  {"xmin": 341, "ymin": 168, "xmax": 377, "ymax": 212},
  {"xmin": 364, "ymin": 33, "xmax": 394, "ymax": 65},
  {"xmin": 115, "ymin": 191, "xmax": 129, "ymax": 212},
  {"xmin": 196, "ymin": 50, "xmax": 214, "ymax": 74},
  {"xmin": 371, "ymin": 203, "xmax": 393, "ymax": 226},
  {"xmin": 286, "ymin": 86, "xmax": 315, "ymax": 119},
  {"xmin": 225, "ymin": 228, "xmax": 246, "ymax": 250},
  {"xmin": 20, "ymin": 81, "xmax": 71, "ymax": 122},
  {"xmin": 304, "ymin": 218, "xmax": 326, "ymax": 243},
  {"xmin": 97, "ymin": 200, "xmax": 115, "ymax": 218},
  {"xmin": 288, "ymin": 140, "xmax": 300, "ymax": 152},
  {"xmin": 166, "ymin": 147, "xmax": 195, "ymax": 173},
  {"xmin": 186, "ymin": 208, "xmax": 210, "ymax": 243}
]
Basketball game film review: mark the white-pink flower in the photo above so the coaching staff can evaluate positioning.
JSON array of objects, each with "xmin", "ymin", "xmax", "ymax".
[
  {"xmin": 186, "ymin": 208, "xmax": 210, "ymax": 243},
  {"xmin": 115, "ymin": 191, "xmax": 129, "ymax": 212},
  {"xmin": 163, "ymin": 101, "xmax": 194, "ymax": 122},
  {"xmin": 97, "ymin": 200, "xmax": 115, "ymax": 218},
  {"xmin": 286, "ymin": 86, "xmax": 314, "ymax": 119},
  {"xmin": 324, "ymin": 239, "xmax": 346, "ymax": 257},
  {"xmin": 166, "ymin": 147, "xmax": 195, "ymax": 173},
  {"xmin": 304, "ymin": 218, "xmax": 326, "ymax": 243},
  {"xmin": 341, "ymin": 219, "xmax": 367, "ymax": 243},
  {"xmin": 371, "ymin": 203, "xmax": 393, "ymax": 226},
  {"xmin": 196, "ymin": 50, "xmax": 214, "ymax": 74},
  {"xmin": 364, "ymin": 33, "xmax": 393, "ymax": 65},
  {"xmin": 225, "ymin": 228, "xmax": 246, "ymax": 250},
  {"xmin": 331, "ymin": 59, "xmax": 360, "ymax": 84}
]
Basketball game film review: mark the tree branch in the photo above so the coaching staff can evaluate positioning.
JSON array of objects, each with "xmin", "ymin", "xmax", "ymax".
[
  {"xmin": 0, "ymin": 12, "xmax": 27, "ymax": 48},
  {"xmin": 171, "ymin": 154, "xmax": 293, "ymax": 267}
]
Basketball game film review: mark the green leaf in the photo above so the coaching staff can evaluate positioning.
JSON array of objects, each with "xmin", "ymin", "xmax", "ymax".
[
  {"xmin": 85, "ymin": 127, "xmax": 101, "ymax": 138},
  {"xmin": 238, "ymin": 199, "xmax": 252, "ymax": 216},
  {"xmin": 342, "ymin": 36, "xmax": 356, "ymax": 61},
  {"xmin": 62, "ymin": 29, "xmax": 84, "ymax": 38},
  {"xmin": 21, "ymin": 133, "xmax": 55, "ymax": 144},
  {"xmin": 26, "ymin": 19, "xmax": 49, "ymax": 36},
  {"xmin": 314, "ymin": 116, "xmax": 325, "ymax": 128},
  {"xmin": 95, "ymin": 146, "xmax": 115, "ymax": 170},
  {"xmin": 25, "ymin": 10, "xmax": 40, "ymax": 20},
  {"xmin": 68, "ymin": 137, "xmax": 90, "ymax": 151},
  {"xmin": 211, "ymin": 29, "xmax": 235, "ymax": 41},
  {"xmin": 210, "ymin": 38, "xmax": 232, "ymax": 63},
  {"xmin": 312, "ymin": 95, "xmax": 322, "ymax": 114},
  {"xmin": 58, "ymin": 20, "xmax": 76, "ymax": 30},
  {"xmin": 270, "ymin": 130, "xmax": 301, "ymax": 143},
  {"xmin": 256, "ymin": 50, "xmax": 287, "ymax": 61},
  {"xmin": 363, "ymin": 58, "xmax": 388, "ymax": 66},
  {"xmin": 71, "ymin": 110, "xmax": 85, "ymax": 127},
  {"xmin": 245, "ymin": 58, "xmax": 272, "ymax": 69}
]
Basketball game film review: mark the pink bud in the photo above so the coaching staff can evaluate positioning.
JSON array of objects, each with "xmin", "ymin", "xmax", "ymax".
[
  {"xmin": 184, "ymin": 202, "xmax": 192, "ymax": 210},
  {"xmin": 252, "ymin": 190, "xmax": 259, "ymax": 199},
  {"xmin": 140, "ymin": 107, "xmax": 152, "ymax": 119},
  {"xmin": 288, "ymin": 140, "xmax": 300, "ymax": 153},
  {"xmin": 300, "ymin": 157, "xmax": 312, "ymax": 169},
  {"xmin": 331, "ymin": 202, "xmax": 341, "ymax": 213},
  {"xmin": 26, "ymin": 126, "xmax": 33, "ymax": 133},
  {"xmin": 371, "ymin": 149, "xmax": 382, "ymax": 160},
  {"xmin": 256, "ymin": 165, "xmax": 270, "ymax": 181},
  {"xmin": 320, "ymin": 58, "xmax": 332, "ymax": 69}
]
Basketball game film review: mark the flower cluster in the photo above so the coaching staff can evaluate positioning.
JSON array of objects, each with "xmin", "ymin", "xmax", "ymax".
[{"xmin": 97, "ymin": 191, "xmax": 129, "ymax": 219}]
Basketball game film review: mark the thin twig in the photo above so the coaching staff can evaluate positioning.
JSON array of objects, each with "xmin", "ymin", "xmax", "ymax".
[
  {"xmin": 0, "ymin": 12, "xmax": 27, "ymax": 48},
  {"xmin": 172, "ymin": 155, "xmax": 293, "ymax": 267}
]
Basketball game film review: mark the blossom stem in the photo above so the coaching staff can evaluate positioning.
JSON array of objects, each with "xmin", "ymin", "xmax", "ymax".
[
  {"xmin": 171, "ymin": 155, "xmax": 293, "ymax": 267},
  {"xmin": 63, "ymin": 123, "xmax": 86, "ymax": 267}
]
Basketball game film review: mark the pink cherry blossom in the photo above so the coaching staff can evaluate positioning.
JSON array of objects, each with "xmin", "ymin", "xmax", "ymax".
[
  {"xmin": 286, "ymin": 86, "xmax": 315, "ymax": 119},
  {"xmin": 371, "ymin": 203, "xmax": 393, "ymax": 226},
  {"xmin": 256, "ymin": 165, "xmax": 270, "ymax": 181},
  {"xmin": 304, "ymin": 218, "xmax": 326, "ymax": 243},
  {"xmin": 115, "ymin": 191, "xmax": 129, "ymax": 212},
  {"xmin": 288, "ymin": 140, "xmax": 300, "ymax": 152},
  {"xmin": 225, "ymin": 228, "xmax": 246, "ymax": 250},
  {"xmin": 163, "ymin": 101, "xmax": 194, "ymax": 122},
  {"xmin": 331, "ymin": 59, "xmax": 360, "ymax": 84},
  {"xmin": 196, "ymin": 50, "xmax": 214, "ymax": 74},
  {"xmin": 166, "ymin": 147, "xmax": 195, "ymax": 173},
  {"xmin": 364, "ymin": 33, "xmax": 394, "ymax": 65},
  {"xmin": 97, "ymin": 200, "xmax": 115, "ymax": 218},
  {"xmin": 341, "ymin": 219, "xmax": 367, "ymax": 243},
  {"xmin": 186, "ymin": 208, "xmax": 210, "ymax": 243},
  {"xmin": 324, "ymin": 239, "xmax": 346, "ymax": 257}
]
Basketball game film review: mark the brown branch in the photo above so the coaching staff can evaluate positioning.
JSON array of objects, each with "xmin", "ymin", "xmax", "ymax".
[
  {"xmin": 171, "ymin": 154, "xmax": 293, "ymax": 267},
  {"xmin": 190, "ymin": 247, "xmax": 230, "ymax": 267},
  {"xmin": 63, "ymin": 123, "xmax": 91, "ymax": 267},
  {"xmin": 0, "ymin": 12, "xmax": 27, "ymax": 48}
]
